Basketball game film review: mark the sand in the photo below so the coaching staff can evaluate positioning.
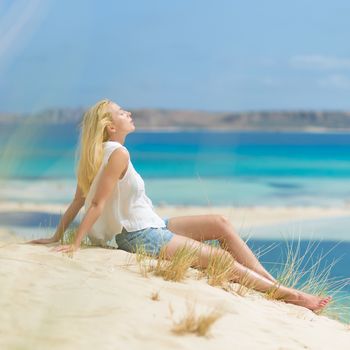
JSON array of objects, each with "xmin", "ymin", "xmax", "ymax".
[
  {"xmin": 1, "ymin": 203, "xmax": 350, "ymax": 349},
  {"xmin": 1, "ymin": 204, "xmax": 350, "ymax": 349},
  {"xmin": 0, "ymin": 229, "xmax": 349, "ymax": 349}
]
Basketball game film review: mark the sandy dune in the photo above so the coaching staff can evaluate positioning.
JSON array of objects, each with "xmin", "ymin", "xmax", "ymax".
[{"xmin": 0, "ymin": 227, "xmax": 349, "ymax": 350}]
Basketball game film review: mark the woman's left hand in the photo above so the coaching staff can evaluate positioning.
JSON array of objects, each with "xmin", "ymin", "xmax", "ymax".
[{"xmin": 52, "ymin": 243, "xmax": 79, "ymax": 254}]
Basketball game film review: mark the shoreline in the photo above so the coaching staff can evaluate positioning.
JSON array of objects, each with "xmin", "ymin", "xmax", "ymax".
[
  {"xmin": 1, "ymin": 202, "xmax": 350, "ymax": 242},
  {"xmin": 1, "ymin": 201, "xmax": 349, "ymax": 223},
  {"xmin": 2, "ymin": 123, "xmax": 350, "ymax": 134}
]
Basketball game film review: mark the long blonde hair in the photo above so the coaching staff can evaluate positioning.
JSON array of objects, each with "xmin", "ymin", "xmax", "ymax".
[{"xmin": 75, "ymin": 99, "xmax": 113, "ymax": 197}]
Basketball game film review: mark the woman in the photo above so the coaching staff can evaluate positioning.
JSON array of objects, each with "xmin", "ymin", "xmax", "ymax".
[{"xmin": 29, "ymin": 99, "xmax": 331, "ymax": 312}]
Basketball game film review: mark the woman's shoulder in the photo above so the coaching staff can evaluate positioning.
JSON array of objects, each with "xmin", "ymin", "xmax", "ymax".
[
  {"xmin": 103, "ymin": 141, "xmax": 129, "ymax": 163},
  {"xmin": 110, "ymin": 146, "xmax": 129, "ymax": 159},
  {"xmin": 107, "ymin": 148, "xmax": 129, "ymax": 174}
]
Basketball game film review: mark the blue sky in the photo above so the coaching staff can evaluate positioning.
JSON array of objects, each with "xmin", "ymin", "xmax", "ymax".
[{"xmin": 1, "ymin": 0, "xmax": 350, "ymax": 113}]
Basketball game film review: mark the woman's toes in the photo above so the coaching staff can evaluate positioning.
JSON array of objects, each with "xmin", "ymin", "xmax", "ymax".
[
  {"xmin": 324, "ymin": 296, "xmax": 332, "ymax": 304},
  {"xmin": 314, "ymin": 296, "xmax": 332, "ymax": 312}
]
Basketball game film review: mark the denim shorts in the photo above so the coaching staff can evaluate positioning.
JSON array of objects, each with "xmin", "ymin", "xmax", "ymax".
[
  {"xmin": 115, "ymin": 217, "xmax": 174, "ymax": 257},
  {"xmin": 115, "ymin": 217, "xmax": 220, "ymax": 257}
]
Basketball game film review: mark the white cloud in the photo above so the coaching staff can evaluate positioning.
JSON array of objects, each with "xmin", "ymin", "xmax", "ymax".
[
  {"xmin": 318, "ymin": 74, "xmax": 350, "ymax": 89},
  {"xmin": 290, "ymin": 55, "xmax": 350, "ymax": 70}
]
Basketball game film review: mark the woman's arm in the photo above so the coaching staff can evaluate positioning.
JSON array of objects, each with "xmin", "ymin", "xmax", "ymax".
[
  {"xmin": 53, "ymin": 183, "xmax": 86, "ymax": 241},
  {"xmin": 28, "ymin": 184, "xmax": 86, "ymax": 244},
  {"xmin": 53, "ymin": 148, "xmax": 129, "ymax": 253}
]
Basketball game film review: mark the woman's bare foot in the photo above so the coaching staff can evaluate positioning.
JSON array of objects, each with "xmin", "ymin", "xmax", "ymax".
[{"xmin": 284, "ymin": 289, "xmax": 332, "ymax": 312}]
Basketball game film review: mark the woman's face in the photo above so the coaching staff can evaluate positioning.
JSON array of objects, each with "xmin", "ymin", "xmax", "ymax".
[{"xmin": 107, "ymin": 102, "xmax": 135, "ymax": 134}]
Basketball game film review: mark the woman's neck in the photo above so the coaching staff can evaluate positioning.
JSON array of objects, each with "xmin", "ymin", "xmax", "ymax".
[{"xmin": 108, "ymin": 135, "xmax": 126, "ymax": 145}]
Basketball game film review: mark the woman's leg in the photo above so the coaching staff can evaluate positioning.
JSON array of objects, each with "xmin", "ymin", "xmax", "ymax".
[
  {"xmin": 162, "ymin": 234, "xmax": 332, "ymax": 312},
  {"xmin": 167, "ymin": 214, "xmax": 276, "ymax": 283}
]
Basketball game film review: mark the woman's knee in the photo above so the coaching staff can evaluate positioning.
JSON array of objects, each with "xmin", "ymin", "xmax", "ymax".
[
  {"xmin": 216, "ymin": 215, "xmax": 242, "ymax": 243},
  {"xmin": 214, "ymin": 214, "xmax": 231, "ymax": 229},
  {"xmin": 211, "ymin": 215, "xmax": 232, "ymax": 242}
]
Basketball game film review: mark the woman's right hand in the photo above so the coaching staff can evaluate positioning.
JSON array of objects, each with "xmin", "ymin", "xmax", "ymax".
[{"xmin": 27, "ymin": 236, "xmax": 59, "ymax": 245}]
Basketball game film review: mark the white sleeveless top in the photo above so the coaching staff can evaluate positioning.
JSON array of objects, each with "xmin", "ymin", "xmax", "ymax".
[{"xmin": 84, "ymin": 141, "xmax": 166, "ymax": 246}]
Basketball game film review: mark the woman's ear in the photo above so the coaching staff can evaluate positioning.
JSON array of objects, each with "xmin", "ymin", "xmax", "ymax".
[{"xmin": 106, "ymin": 123, "xmax": 117, "ymax": 135}]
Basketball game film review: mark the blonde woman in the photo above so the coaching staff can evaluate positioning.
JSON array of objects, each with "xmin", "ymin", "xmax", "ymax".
[{"xmin": 29, "ymin": 99, "xmax": 331, "ymax": 312}]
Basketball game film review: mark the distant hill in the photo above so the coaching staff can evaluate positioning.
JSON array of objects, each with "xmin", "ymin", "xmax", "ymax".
[{"xmin": 1, "ymin": 108, "xmax": 350, "ymax": 131}]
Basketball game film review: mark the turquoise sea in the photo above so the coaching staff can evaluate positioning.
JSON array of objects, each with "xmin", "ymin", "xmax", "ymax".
[
  {"xmin": 0, "ymin": 125, "xmax": 349, "ymax": 322},
  {"xmin": 1, "ymin": 125, "xmax": 350, "ymax": 207}
]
